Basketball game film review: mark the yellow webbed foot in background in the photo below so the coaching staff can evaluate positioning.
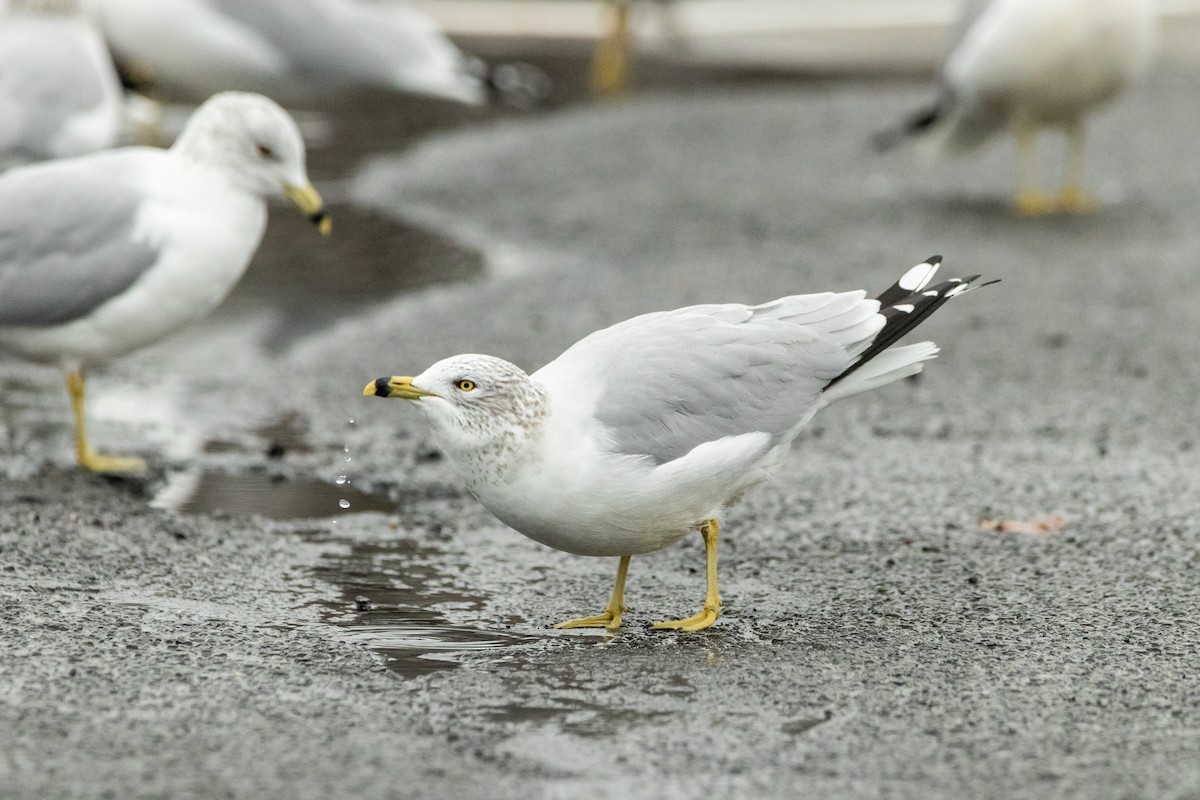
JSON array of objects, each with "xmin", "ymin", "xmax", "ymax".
[
  {"xmin": 1054, "ymin": 186, "xmax": 1099, "ymax": 214},
  {"xmin": 1013, "ymin": 190, "xmax": 1057, "ymax": 216},
  {"xmin": 78, "ymin": 451, "xmax": 147, "ymax": 476}
]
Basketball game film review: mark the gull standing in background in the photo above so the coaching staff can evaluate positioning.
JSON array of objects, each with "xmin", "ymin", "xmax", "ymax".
[
  {"xmin": 0, "ymin": 92, "xmax": 330, "ymax": 474},
  {"xmin": 876, "ymin": 0, "xmax": 1157, "ymax": 214},
  {"xmin": 0, "ymin": 0, "xmax": 122, "ymax": 165},
  {"xmin": 366, "ymin": 259, "xmax": 994, "ymax": 631},
  {"xmin": 83, "ymin": 0, "xmax": 484, "ymax": 105}
]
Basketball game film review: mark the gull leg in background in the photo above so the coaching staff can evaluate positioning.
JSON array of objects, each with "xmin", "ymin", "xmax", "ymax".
[
  {"xmin": 1055, "ymin": 118, "xmax": 1097, "ymax": 213},
  {"xmin": 556, "ymin": 554, "xmax": 631, "ymax": 630},
  {"xmin": 1013, "ymin": 121, "xmax": 1055, "ymax": 216},
  {"xmin": 590, "ymin": 0, "xmax": 632, "ymax": 98},
  {"xmin": 655, "ymin": 519, "xmax": 721, "ymax": 632},
  {"xmin": 66, "ymin": 368, "xmax": 146, "ymax": 475}
]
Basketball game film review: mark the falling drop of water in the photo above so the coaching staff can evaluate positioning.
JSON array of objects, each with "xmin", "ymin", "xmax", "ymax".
[
  {"xmin": 348, "ymin": 418, "xmax": 355, "ymax": 425},
  {"xmin": 339, "ymin": 499, "xmax": 351, "ymax": 509},
  {"xmin": 335, "ymin": 475, "xmax": 347, "ymax": 485}
]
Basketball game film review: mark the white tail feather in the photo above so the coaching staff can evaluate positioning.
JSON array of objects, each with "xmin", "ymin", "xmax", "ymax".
[{"xmin": 822, "ymin": 342, "xmax": 940, "ymax": 405}]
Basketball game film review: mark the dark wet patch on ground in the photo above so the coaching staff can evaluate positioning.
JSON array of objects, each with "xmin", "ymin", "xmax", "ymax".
[
  {"xmin": 304, "ymin": 532, "xmax": 538, "ymax": 678},
  {"xmin": 482, "ymin": 700, "xmax": 674, "ymax": 739},
  {"xmin": 158, "ymin": 471, "xmax": 396, "ymax": 520}
]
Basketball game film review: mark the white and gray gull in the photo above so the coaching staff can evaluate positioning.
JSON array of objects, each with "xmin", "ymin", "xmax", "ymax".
[
  {"xmin": 0, "ymin": 91, "xmax": 330, "ymax": 474},
  {"xmin": 0, "ymin": 0, "xmax": 122, "ymax": 164},
  {"xmin": 875, "ymin": 0, "xmax": 1157, "ymax": 215},
  {"xmin": 365, "ymin": 258, "xmax": 995, "ymax": 631}
]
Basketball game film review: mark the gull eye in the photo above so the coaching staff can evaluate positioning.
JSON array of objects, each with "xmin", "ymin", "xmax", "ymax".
[
  {"xmin": 255, "ymin": 142, "xmax": 275, "ymax": 159},
  {"xmin": 455, "ymin": 379, "xmax": 476, "ymax": 392}
]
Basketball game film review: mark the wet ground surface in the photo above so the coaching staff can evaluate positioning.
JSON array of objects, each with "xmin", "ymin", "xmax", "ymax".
[{"xmin": 4, "ymin": 35, "xmax": 1200, "ymax": 800}]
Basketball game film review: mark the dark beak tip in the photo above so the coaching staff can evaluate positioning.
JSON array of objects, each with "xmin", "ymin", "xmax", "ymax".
[{"xmin": 372, "ymin": 377, "xmax": 392, "ymax": 398}]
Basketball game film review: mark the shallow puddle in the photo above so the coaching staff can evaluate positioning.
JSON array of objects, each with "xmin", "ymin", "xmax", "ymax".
[
  {"xmin": 308, "ymin": 534, "xmax": 536, "ymax": 678},
  {"xmin": 157, "ymin": 471, "xmax": 395, "ymax": 519}
]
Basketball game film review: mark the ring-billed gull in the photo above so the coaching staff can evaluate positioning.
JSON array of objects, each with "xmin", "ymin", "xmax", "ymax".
[
  {"xmin": 0, "ymin": 0, "xmax": 122, "ymax": 164},
  {"xmin": 84, "ymin": 0, "xmax": 484, "ymax": 105},
  {"xmin": 365, "ymin": 258, "xmax": 994, "ymax": 631},
  {"xmin": 0, "ymin": 91, "xmax": 330, "ymax": 474},
  {"xmin": 875, "ymin": 0, "xmax": 1157, "ymax": 214}
]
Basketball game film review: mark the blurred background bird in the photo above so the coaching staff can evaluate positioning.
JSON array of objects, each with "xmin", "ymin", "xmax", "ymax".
[
  {"xmin": 874, "ymin": 0, "xmax": 1158, "ymax": 215},
  {"xmin": 0, "ymin": 0, "xmax": 122, "ymax": 165},
  {"xmin": 81, "ymin": 0, "xmax": 486, "ymax": 105},
  {"xmin": 0, "ymin": 92, "xmax": 329, "ymax": 473}
]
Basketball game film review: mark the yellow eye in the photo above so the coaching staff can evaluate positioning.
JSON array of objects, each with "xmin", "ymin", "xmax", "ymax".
[{"xmin": 455, "ymin": 379, "xmax": 476, "ymax": 392}]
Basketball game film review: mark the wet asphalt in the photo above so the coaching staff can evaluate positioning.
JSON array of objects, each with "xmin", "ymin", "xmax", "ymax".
[{"xmin": 3, "ymin": 44, "xmax": 1200, "ymax": 800}]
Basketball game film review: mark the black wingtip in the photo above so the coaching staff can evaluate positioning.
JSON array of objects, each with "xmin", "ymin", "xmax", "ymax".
[
  {"xmin": 829, "ymin": 271, "xmax": 996, "ymax": 389},
  {"xmin": 873, "ymin": 104, "xmax": 944, "ymax": 152}
]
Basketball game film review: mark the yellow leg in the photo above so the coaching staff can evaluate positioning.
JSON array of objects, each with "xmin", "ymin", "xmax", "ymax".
[
  {"xmin": 66, "ymin": 369, "xmax": 146, "ymax": 475},
  {"xmin": 1013, "ymin": 122, "xmax": 1055, "ymax": 216},
  {"xmin": 590, "ymin": 0, "xmax": 632, "ymax": 99},
  {"xmin": 654, "ymin": 519, "xmax": 721, "ymax": 632},
  {"xmin": 1054, "ymin": 119, "xmax": 1097, "ymax": 213},
  {"xmin": 555, "ymin": 555, "xmax": 631, "ymax": 630}
]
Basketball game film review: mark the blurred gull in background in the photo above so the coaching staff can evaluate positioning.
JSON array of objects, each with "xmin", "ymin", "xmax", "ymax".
[
  {"xmin": 876, "ymin": 0, "xmax": 1158, "ymax": 214},
  {"xmin": 0, "ymin": 92, "xmax": 330, "ymax": 474},
  {"xmin": 83, "ymin": 0, "xmax": 485, "ymax": 105},
  {"xmin": 0, "ymin": 0, "xmax": 122, "ymax": 165}
]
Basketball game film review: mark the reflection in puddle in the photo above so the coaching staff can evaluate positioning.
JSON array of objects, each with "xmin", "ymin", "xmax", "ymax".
[
  {"xmin": 155, "ymin": 471, "xmax": 395, "ymax": 519},
  {"xmin": 308, "ymin": 534, "xmax": 535, "ymax": 678},
  {"xmin": 337, "ymin": 624, "xmax": 532, "ymax": 678}
]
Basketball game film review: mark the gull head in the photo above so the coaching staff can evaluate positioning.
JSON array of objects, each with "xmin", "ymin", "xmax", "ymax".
[
  {"xmin": 364, "ymin": 354, "xmax": 548, "ymax": 466},
  {"xmin": 172, "ymin": 92, "xmax": 330, "ymax": 234}
]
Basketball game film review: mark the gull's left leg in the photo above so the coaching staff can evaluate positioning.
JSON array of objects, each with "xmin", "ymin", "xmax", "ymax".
[
  {"xmin": 555, "ymin": 555, "xmax": 631, "ymax": 630},
  {"xmin": 590, "ymin": 0, "xmax": 633, "ymax": 98},
  {"xmin": 66, "ymin": 368, "xmax": 147, "ymax": 475},
  {"xmin": 1055, "ymin": 117, "xmax": 1097, "ymax": 213},
  {"xmin": 654, "ymin": 519, "xmax": 721, "ymax": 632}
]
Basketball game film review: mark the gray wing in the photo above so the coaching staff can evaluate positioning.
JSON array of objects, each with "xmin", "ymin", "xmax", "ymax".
[
  {"xmin": 537, "ymin": 293, "xmax": 879, "ymax": 465},
  {"xmin": 0, "ymin": 153, "xmax": 160, "ymax": 326},
  {"xmin": 0, "ymin": 23, "xmax": 116, "ymax": 159}
]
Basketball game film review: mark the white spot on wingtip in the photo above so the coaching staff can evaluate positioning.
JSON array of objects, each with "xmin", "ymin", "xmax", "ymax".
[
  {"xmin": 898, "ymin": 261, "xmax": 938, "ymax": 291},
  {"xmin": 945, "ymin": 284, "xmax": 970, "ymax": 297},
  {"xmin": 893, "ymin": 303, "xmax": 915, "ymax": 313},
  {"xmin": 923, "ymin": 290, "xmax": 940, "ymax": 296}
]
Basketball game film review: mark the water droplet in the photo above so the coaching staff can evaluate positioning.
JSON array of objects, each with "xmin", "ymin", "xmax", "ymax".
[
  {"xmin": 344, "ymin": 456, "xmax": 352, "ymax": 463},
  {"xmin": 347, "ymin": 418, "xmax": 355, "ymax": 425},
  {"xmin": 335, "ymin": 475, "xmax": 347, "ymax": 485},
  {"xmin": 339, "ymin": 499, "xmax": 351, "ymax": 509},
  {"xmin": 343, "ymin": 445, "xmax": 350, "ymax": 453}
]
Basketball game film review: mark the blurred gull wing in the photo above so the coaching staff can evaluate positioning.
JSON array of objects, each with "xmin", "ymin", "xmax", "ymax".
[{"xmin": 0, "ymin": 152, "xmax": 159, "ymax": 326}]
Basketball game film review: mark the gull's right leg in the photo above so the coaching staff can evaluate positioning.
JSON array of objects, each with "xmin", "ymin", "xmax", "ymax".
[
  {"xmin": 555, "ymin": 555, "xmax": 631, "ymax": 631},
  {"xmin": 1013, "ymin": 121, "xmax": 1055, "ymax": 216}
]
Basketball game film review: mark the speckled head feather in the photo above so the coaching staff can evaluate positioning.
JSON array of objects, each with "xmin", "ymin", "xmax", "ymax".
[{"xmin": 409, "ymin": 354, "xmax": 549, "ymax": 484}]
